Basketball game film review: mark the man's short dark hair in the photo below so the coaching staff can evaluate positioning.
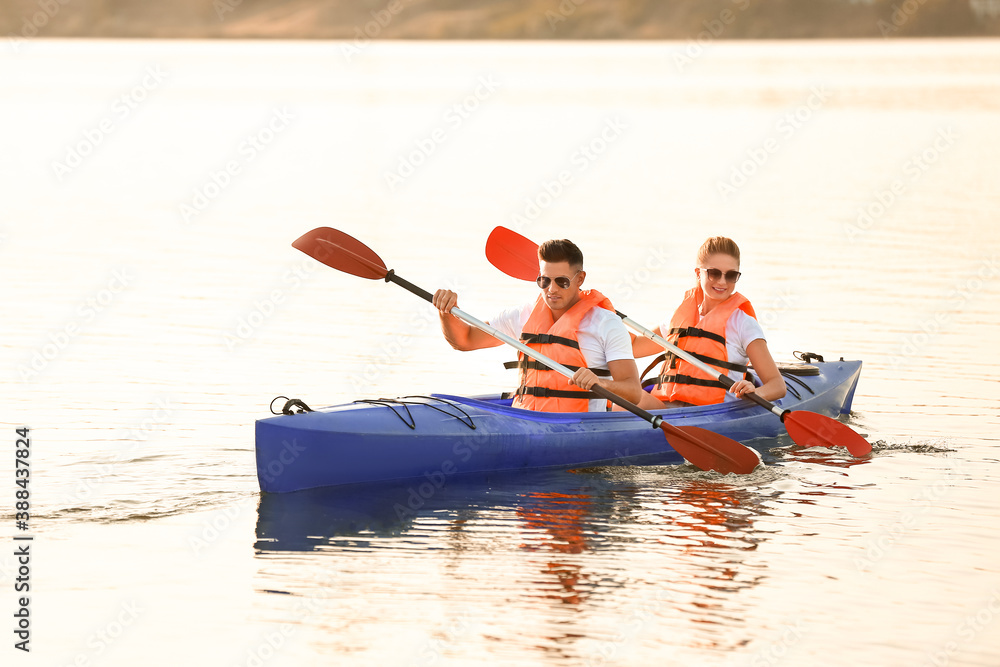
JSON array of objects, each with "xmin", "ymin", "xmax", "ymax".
[{"xmin": 537, "ymin": 239, "xmax": 583, "ymax": 269}]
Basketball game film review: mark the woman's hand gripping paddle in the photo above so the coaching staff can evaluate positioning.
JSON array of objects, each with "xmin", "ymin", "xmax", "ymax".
[
  {"xmin": 484, "ymin": 226, "xmax": 871, "ymax": 457},
  {"xmin": 293, "ymin": 227, "xmax": 762, "ymax": 475}
]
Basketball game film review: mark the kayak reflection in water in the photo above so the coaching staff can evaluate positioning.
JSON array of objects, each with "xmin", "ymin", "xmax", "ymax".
[
  {"xmin": 630, "ymin": 236, "xmax": 786, "ymax": 411},
  {"xmin": 433, "ymin": 238, "xmax": 642, "ymax": 412}
]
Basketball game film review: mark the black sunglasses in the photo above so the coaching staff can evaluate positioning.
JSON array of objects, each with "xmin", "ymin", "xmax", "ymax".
[
  {"xmin": 702, "ymin": 268, "xmax": 741, "ymax": 283},
  {"xmin": 536, "ymin": 271, "xmax": 580, "ymax": 289}
]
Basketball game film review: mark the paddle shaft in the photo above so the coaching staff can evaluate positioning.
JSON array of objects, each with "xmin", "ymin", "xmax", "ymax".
[
  {"xmin": 617, "ymin": 310, "xmax": 788, "ymax": 421},
  {"xmin": 384, "ymin": 273, "xmax": 665, "ymax": 428}
]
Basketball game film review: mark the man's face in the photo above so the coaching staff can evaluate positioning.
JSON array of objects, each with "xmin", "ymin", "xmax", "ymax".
[{"xmin": 537, "ymin": 260, "xmax": 584, "ymax": 314}]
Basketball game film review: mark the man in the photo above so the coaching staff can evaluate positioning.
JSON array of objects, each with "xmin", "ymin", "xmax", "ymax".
[{"xmin": 432, "ymin": 239, "xmax": 642, "ymax": 412}]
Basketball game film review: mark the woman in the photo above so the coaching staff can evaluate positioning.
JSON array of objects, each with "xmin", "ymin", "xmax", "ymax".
[{"xmin": 632, "ymin": 236, "xmax": 786, "ymax": 410}]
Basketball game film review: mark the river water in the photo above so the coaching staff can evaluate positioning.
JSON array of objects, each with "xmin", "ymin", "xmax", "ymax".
[{"xmin": 2, "ymin": 38, "xmax": 999, "ymax": 666}]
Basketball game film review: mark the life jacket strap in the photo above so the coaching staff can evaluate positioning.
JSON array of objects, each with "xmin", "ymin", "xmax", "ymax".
[
  {"xmin": 668, "ymin": 326, "xmax": 726, "ymax": 346},
  {"xmin": 665, "ymin": 351, "xmax": 749, "ymax": 374},
  {"xmin": 641, "ymin": 353, "xmax": 668, "ymax": 381},
  {"xmin": 657, "ymin": 373, "xmax": 728, "ymax": 390},
  {"xmin": 520, "ymin": 332, "xmax": 581, "ymax": 349},
  {"xmin": 511, "ymin": 385, "xmax": 599, "ymax": 400},
  {"xmin": 503, "ymin": 360, "xmax": 611, "ymax": 376}
]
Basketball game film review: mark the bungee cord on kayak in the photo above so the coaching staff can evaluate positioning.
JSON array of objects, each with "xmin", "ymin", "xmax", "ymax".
[{"xmin": 351, "ymin": 396, "xmax": 477, "ymax": 431}]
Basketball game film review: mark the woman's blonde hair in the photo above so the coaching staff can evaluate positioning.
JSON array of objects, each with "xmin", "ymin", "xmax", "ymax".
[{"xmin": 697, "ymin": 237, "xmax": 740, "ymax": 266}]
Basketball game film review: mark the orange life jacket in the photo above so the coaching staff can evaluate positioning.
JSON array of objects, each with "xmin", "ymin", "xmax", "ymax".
[
  {"xmin": 649, "ymin": 287, "xmax": 757, "ymax": 406},
  {"xmin": 512, "ymin": 289, "xmax": 615, "ymax": 412}
]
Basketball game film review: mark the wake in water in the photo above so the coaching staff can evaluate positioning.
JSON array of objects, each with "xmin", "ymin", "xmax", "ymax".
[{"xmin": 868, "ymin": 439, "xmax": 956, "ymax": 454}]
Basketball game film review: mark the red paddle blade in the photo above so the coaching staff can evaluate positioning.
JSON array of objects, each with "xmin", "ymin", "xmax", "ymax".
[
  {"xmin": 663, "ymin": 425, "xmax": 762, "ymax": 475},
  {"xmin": 486, "ymin": 226, "xmax": 539, "ymax": 281},
  {"xmin": 292, "ymin": 227, "xmax": 388, "ymax": 280},
  {"xmin": 784, "ymin": 412, "xmax": 872, "ymax": 457}
]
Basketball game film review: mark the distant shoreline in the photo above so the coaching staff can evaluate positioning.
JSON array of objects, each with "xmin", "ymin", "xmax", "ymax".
[{"xmin": 3, "ymin": 0, "xmax": 999, "ymax": 42}]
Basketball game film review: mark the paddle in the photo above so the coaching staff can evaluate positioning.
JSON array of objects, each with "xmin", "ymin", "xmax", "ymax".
[
  {"xmin": 485, "ymin": 226, "xmax": 872, "ymax": 457},
  {"xmin": 292, "ymin": 227, "xmax": 762, "ymax": 475}
]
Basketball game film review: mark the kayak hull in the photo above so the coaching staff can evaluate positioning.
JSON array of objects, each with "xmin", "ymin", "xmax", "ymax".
[{"xmin": 255, "ymin": 359, "xmax": 862, "ymax": 493}]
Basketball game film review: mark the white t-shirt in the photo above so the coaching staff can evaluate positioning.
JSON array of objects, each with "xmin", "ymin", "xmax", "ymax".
[
  {"xmin": 490, "ymin": 301, "xmax": 634, "ymax": 412},
  {"xmin": 658, "ymin": 309, "xmax": 766, "ymax": 403}
]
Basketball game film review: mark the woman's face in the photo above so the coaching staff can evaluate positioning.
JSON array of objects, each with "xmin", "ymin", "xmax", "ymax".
[{"xmin": 696, "ymin": 253, "xmax": 741, "ymax": 305}]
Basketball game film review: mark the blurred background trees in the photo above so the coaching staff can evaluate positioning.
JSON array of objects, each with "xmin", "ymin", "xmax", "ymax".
[{"xmin": 2, "ymin": 0, "xmax": 998, "ymax": 39}]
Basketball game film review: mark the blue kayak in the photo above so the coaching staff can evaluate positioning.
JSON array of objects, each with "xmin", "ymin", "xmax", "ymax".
[{"xmin": 255, "ymin": 359, "xmax": 862, "ymax": 493}]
